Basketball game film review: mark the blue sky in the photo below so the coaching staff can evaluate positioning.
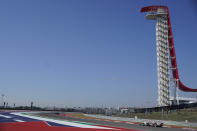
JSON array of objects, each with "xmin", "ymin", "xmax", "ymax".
[{"xmin": 0, "ymin": 0, "xmax": 197, "ymax": 108}]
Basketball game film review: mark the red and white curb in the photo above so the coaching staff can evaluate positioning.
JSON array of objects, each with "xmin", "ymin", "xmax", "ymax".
[{"xmin": 11, "ymin": 112, "xmax": 115, "ymax": 129}]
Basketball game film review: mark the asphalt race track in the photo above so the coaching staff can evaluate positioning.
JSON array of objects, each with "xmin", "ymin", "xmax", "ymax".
[{"xmin": 37, "ymin": 112, "xmax": 196, "ymax": 131}]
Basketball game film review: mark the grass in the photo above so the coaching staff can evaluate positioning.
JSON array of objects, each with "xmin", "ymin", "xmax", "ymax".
[
  {"xmin": 117, "ymin": 107, "xmax": 197, "ymax": 123},
  {"xmin": 66, "ymin": 108, "xmax": 197, "ymax": 123},
  {"xmin": 65, "ymin": 113, "xmax": 98, "ymax": 119}
]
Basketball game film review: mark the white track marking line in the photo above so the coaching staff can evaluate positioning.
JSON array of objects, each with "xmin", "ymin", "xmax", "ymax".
[
  {"xmin": 11, "ymin": 112, "xmax": 114, "ymax": 129},
  {"xmin": 14, "ymin": 119, "xmax": 25, "ymax": 122},
  {"xmin": 163, "ymin": 126, "xmax": 168, "ymax": 128},
  {"xmin": 126, "ymin": 122, "xmax": 134, "ymax": 124},
  {"xmin": 182, "ymin": 128, "xmax": 196, "ymax": 130},
  {"xmin": 44, "ymin": 122, "xmax": 51, "ymax": 126},
  {"xmin": 0, "ymin": 114, "xmax": 11, "ymax": 118}
]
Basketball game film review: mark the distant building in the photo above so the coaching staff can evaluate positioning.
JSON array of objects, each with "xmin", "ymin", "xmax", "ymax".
[
  {"xmin": 119, "ymin": 107, "xmax": 135, "ymax": 114},
  {"xmin": 31, "ymin": 101, "xmax": 33, "ymax": 109},
  {"xmin": 105, "ymin": 108, "xmax": 119, "ymax": 116},
  {"xmin": 170, "ymin": 97, "xmax": 197, "ymax": 105}
]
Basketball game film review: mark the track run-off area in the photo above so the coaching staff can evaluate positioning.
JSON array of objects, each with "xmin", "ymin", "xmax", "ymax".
[
  {"xmin": 0, "ymin": 111, "xmax": 140, "ymax": 131},
  {"xmin": 0, "ymin": 111, "xmax": 197, "ymax": 131}
]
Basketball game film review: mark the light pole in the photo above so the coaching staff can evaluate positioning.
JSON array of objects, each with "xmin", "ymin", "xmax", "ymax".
[{"xmin": 1, "ymin": 94, "xmax": 4, "ymax": 107}]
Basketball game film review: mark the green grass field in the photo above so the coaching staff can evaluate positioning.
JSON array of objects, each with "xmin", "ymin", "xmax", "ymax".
[{"xmin": 117, "ymin": 108, "xmax": 197, "ymax": 122}]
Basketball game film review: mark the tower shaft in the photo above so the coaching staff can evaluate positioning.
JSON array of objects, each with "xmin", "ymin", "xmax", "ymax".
[
  {"xmin": 146, "ymin": 9, "xmax": 170, "ymax": 106},
  {"xmin": 156, "ymin": 15, "xmax": 170, "ymax": 106}
]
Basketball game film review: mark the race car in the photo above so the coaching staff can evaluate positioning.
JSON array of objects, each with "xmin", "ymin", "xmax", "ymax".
[{"xmin": 139, "ymin": 120, "xmax": 163, "ymax": 127}]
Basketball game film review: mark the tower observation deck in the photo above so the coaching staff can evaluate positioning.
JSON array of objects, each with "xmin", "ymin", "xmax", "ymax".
[{"xmin": 141, "ymin": 6, "xmax": 197, "ymax": 107}]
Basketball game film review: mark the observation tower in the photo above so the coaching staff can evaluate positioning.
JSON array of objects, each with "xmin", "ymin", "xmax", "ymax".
[{"xmin": 141, "ymin": 6, "xmax": 197, "ymax": 107}]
